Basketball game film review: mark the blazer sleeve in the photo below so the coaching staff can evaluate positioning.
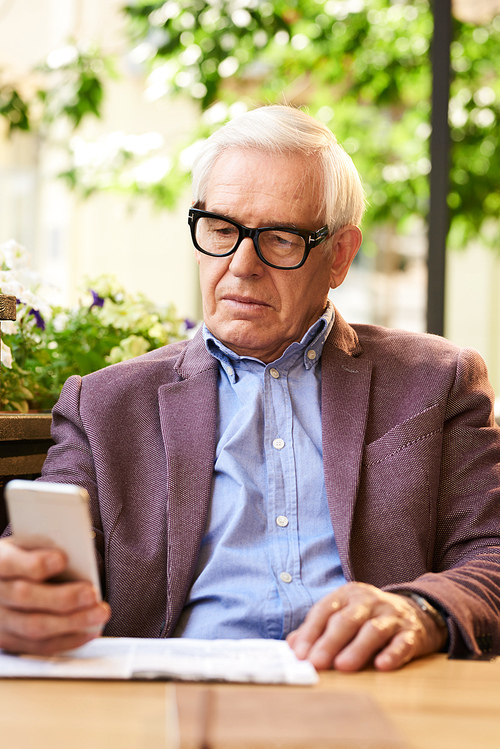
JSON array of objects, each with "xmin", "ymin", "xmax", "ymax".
[
  {"xmin": 385, "ymin": 347, "xmax": 500, "ymax": 658},
  {"xmin": 38, "ymin": 375, "xmax": 106, "ymax": 585}
]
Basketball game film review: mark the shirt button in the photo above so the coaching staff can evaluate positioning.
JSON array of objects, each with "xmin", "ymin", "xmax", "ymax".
[
  {"xmin": 276, "ymin": 515, "xmax": 289, "ymax": 527},
  {"xmin": 269, "ymin": 368, "xmax": 280, "ymax": 379},
  {"xmin": 307, "ymin": 349, "xmax": 316, "ymax": 360},
  {"xmin": 273, "ymin": 438, "xmax": 285, "ymax": 450},
  {"xmin": 226, "ymin": 366, "xmax": 234, "ymax": 376},
  {"xmin": 280, "ymin": 572, "xmax": 292, "ymax": 583}
]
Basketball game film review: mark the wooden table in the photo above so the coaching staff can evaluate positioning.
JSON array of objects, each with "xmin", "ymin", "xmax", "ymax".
[{"xmin": 0, "ymin": 654, "xmax": 498, "ymax": 749}]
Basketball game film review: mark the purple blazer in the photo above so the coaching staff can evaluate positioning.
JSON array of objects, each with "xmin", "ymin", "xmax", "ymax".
[{"xmin": 40, "ymin": 310, "xmax": 500, "ymax": 658}]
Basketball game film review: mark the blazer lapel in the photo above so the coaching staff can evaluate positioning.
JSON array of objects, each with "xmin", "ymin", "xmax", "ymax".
[
  {"xmin": 158, "ymin": 334, "xmax": 219, "ymax": 634},
  {"xmin": 321, "ymin": 311, "xmax": 372, "ymax": 581}
]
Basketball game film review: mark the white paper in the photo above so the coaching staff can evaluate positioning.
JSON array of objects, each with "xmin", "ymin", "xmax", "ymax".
[{"xmin": 0, "ymin": 637, "xmax": 318, "ymax": 685}]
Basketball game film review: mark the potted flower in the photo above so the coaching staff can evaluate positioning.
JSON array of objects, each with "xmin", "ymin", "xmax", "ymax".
[{"xmin": 1, "ymin": 239, "xmax": 191, "ymax": 413}]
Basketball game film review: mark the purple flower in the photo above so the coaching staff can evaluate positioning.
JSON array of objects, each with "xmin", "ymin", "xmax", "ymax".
[
  {"xmin": 184, "ymin": 318, "xmax": 196, "ymax": 330},
  {"xmin": 28, "ymin": 308, "xmax": 45, "ymax": 330},
  {"xmin": 90, "ymin": 290, "xmax": 105, "ymax": 309}
]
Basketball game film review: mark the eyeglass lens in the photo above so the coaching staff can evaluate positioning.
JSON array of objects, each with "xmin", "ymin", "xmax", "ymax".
[{"xmin": 195, "ymin": 215, "xmax": 306, "ymax": 268}]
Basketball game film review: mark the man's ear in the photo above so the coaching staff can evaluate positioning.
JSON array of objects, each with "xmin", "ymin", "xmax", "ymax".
[{"xmin": 329, "ymin": 226, "xmax": 363, "ymax": 289}]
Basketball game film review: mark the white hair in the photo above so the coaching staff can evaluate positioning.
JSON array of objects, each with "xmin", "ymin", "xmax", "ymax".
[{"xmin": 191, "ymin": 105, "xmax": 366, "ymax": 233}]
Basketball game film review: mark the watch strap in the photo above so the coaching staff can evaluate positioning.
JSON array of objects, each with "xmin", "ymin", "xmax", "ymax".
[{"xmin": 397, "ymin": 591, "xmax": 448, "ymax": 631}]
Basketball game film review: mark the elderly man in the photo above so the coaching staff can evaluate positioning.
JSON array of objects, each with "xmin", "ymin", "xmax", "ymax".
[{"xmin": 1, "ymin": 105, "xmax": 499, "ymax": 671}]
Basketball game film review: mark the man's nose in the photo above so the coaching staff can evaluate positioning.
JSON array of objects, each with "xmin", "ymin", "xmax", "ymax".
[{"xmin": 228, "ymin": 237, "xmax": 264, "ymax": 276}]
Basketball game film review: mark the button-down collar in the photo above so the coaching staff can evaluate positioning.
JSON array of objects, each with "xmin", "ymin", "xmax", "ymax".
[{"xmin": 203, "ymin": 300, "xmax": 335, "ymax": 382}]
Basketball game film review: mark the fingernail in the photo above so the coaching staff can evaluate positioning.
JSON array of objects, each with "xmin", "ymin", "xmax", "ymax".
[
  {"xmin": 79, "ymin": 587, "xmax": 96, "ymax": 607},
  {"xmin": 45, "ymin": 553, "xmax": 63, "ymax": 575},
  {"xmin": 293, "ymin": 641, "xmax": 310, "ymax": 660},
  {"xmin": 85, "ymin": 608, "xmax": 106, "ymax": 626},
  {"xmin": 376, "ymin": 653, "xmax": 393, "ymax": 668},
  {"xmin": 311, "ymin": 648, "xmax": 330, "ymax": 666}
]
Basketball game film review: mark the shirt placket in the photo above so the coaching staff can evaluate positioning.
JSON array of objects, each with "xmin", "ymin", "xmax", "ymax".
[{"xmin": 264, "ymin": 362, "xmax": 307, "ymax": 636}]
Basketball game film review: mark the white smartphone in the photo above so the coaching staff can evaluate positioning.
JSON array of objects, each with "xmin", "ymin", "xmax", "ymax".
[{"xmin": 5, "ymin": 479, "xmax": 101, "ymax": 596}]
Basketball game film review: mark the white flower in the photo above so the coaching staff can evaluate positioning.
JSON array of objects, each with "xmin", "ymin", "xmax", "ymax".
[
  {"xmin": 0, "ymin": 277, "xmax": 23, "ymax": 297},
  {"xmin": 0, "ymin": 239, "xmax": 30, "ymax": 270},
  {"xmin": 0, "ymin": 239, "xmax": 53, "ymax": 321},
  {"xmin": 52, "ymin": 311, "xmax": 69, "ymax": 332},
  {"xmin": 1, "ymin": 340, "xmax": 13, "ymax": 368},
  {"xmin": 1, "ymin": 320, "xmax": 17, "ymax": 335}
]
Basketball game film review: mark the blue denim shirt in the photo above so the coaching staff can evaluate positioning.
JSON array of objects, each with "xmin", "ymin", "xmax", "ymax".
[{"xmin": 174, "ymin": 301, "xmax": 346, "ymax": 639}]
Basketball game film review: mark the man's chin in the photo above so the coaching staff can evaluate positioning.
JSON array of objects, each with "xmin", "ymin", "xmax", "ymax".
[{"xmin": 213, "ymin": 320, "xmax": 282, "ymax": 360}]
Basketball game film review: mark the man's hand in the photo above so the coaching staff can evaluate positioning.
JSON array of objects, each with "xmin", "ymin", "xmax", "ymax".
[
  {"xmin": 287, "ymin": 582, "xmax": 448, "ymax": 672},
  {"xmin": 0, "ymin": 538, "xmax": 110, "ymax": 656}
]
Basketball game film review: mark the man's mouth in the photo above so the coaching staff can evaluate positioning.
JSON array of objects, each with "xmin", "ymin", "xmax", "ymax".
[{"xmin": 222, "ymin": 295, "xmax": 271, "ymax": 308}]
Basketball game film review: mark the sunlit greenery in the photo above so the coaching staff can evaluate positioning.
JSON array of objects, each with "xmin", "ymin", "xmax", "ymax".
[
  {"xmin": 0, "ymin": 44, "xmax": 113, "ymax": 133},
  {"xmin": 122, "ymin": 0, "xmax": 500, "ymax": 248},
  {"xmin": 1, "ymin": 1, "xmax": 499, "ymax": 249}
]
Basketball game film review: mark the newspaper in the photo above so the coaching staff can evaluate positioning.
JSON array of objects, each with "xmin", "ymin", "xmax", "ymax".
[{"xmin": 0, "ymin": 637, "xmax": 318, "ymax": 685}]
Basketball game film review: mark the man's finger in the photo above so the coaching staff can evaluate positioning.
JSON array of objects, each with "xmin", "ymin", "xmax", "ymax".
[
  {"xmin": 0, "ymin": 578, "xmax": 100, "ymax": 614},
  {"xmin": 288, "ymin": 589, "xmax": 356, "ymax": 659},
  {"xmin": 0, "ymin": 629, "xmax": 103, "ymax": 657},
  {"xmin": 0, "ymin": 540, "xmax": 66, "ymax": 582},
  {"xmin": 331, "ymin": 614, "xmax": 403, "ymax": 672},
  {"xmin": 0, "ymin": 601, "xmax": 110, "ymax": 645},
  {"xmin": 304, "ymin": 602, "xmax": 372, "ymax": 669},
  {"xmin": 373, "ymin": 629, "xmax": 420, "ymax": 671},
  {"xmin": 288, "ymin": 602, "xmax": 340, "ymax": 659}
]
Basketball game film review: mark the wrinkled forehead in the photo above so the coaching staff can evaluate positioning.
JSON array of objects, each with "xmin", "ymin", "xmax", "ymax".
[{"xmin": 205, "ymin": 148, "xmax": 327, "ymax": 225}]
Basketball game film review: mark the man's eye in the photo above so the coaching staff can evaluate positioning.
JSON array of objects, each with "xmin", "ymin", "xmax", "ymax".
[
  {"xmin": 206, "ymin": 221, "xmax": 236, "ymax": 234},
  {"xmin": 267, "ymin": 231, "xmax": 301, "ymax": 249},
  {"xmin": 274, "ymin": 234, "xmax": 293, "ymax": 246}
]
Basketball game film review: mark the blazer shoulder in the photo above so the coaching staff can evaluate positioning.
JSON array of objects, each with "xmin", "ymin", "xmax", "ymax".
[
  {"xmin": 351, "ymin": 323, "xmax": 466, "ymax": 363},
  {"xmin": 326, "ymin": 307, "xmax": 465, "ymax": 366},
  {"xmin": 75, "ymin": 329, "xmax": 217, "ymax": 401},
  {"xmin": 346, "ymin": 323, "xmax": 493, "ymax": 412},
  {"xmin": 81, "ymin": 338, "xmax": 189, "ymax": 386},
  {"xmin": 328, "ymin": 308, "xmax": 468, "ymax": 369}
]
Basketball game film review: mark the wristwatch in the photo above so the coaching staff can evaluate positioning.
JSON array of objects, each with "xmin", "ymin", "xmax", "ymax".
[{"xmin": 397, "ymin": 591, "xmax": 448, "ymax": 631}]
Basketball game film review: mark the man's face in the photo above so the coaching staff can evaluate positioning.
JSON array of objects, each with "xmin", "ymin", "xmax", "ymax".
[{"xmin": 196, "ymin": 149, "xmax": 351, "ymax": 363}]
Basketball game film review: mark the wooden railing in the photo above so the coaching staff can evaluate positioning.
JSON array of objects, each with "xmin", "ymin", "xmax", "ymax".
[
  {"xmin": 1, "ymin": 294, "xmax": 54, "ymax": 531},
  {"xmin": 0, "ymin": 413, "xmax": 54, "ymax": 533}
]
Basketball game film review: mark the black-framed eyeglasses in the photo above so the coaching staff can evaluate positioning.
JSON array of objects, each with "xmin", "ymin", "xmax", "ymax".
[{"xmin": 188, "ymin": 208, "xmax": 329, "ymax": 270}]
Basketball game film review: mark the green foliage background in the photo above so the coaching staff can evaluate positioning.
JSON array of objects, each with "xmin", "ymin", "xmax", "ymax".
[
  {"xmin": 1, "ymin": 0, "xmax": 499, "ymax": 247},
  {"xmin": 1, "ymin": 0, "xmax": 500, "ymax": 410},
  {"xmin": 121, "ymin": 0, "xmax": 500, "ymax": 249}
]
